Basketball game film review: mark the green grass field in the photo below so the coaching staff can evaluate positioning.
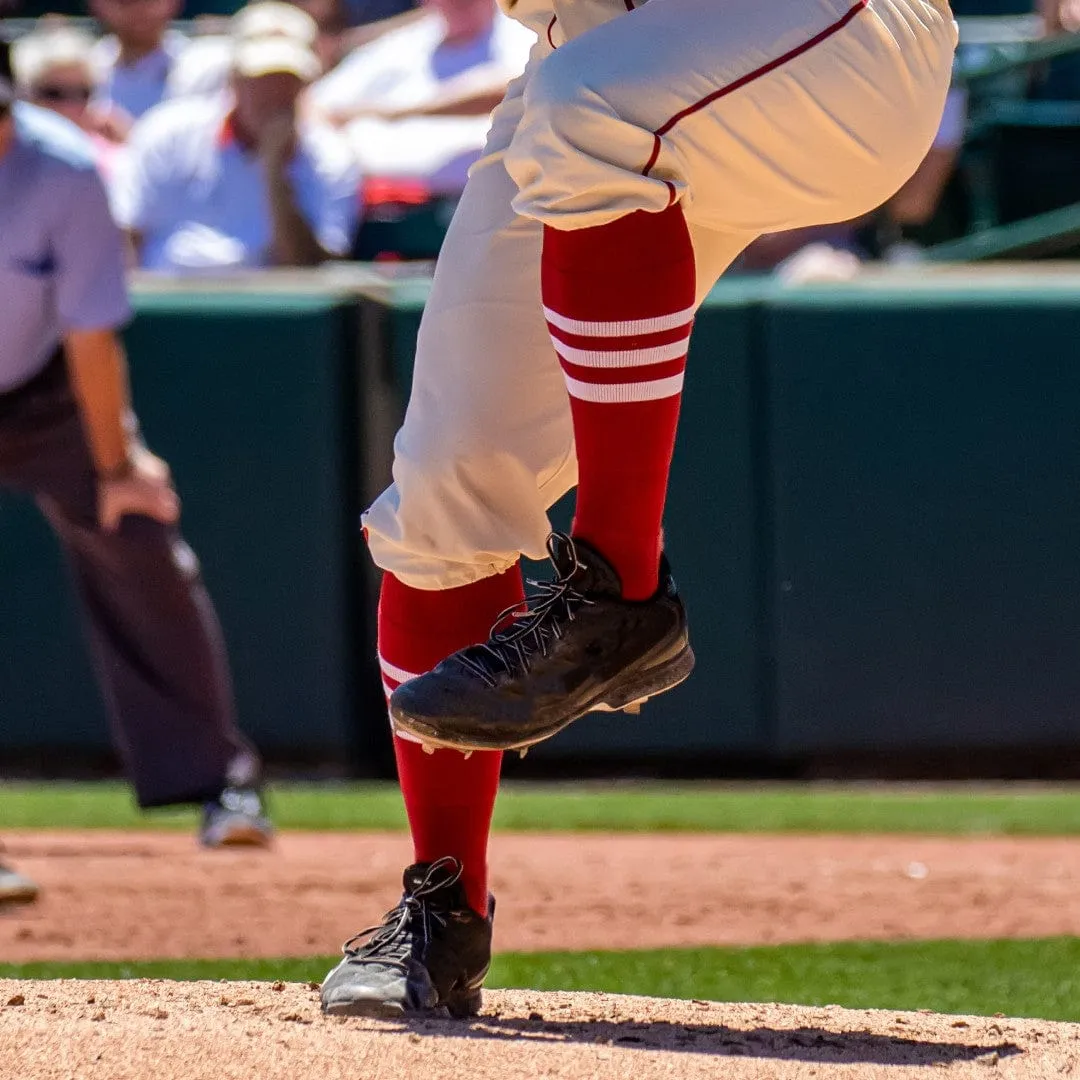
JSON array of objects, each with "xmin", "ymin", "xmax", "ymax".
[
  {"xmin": 4, "ymin": 938, "xmax": 1080, "ymax": 1022},
  {"xmin": 8, "ymin": 779, "xmax": 1080, "ymax": 834},
  {"xmin": 6, "ymin": 781, "xmax": 1080, "ymax": 1022}
]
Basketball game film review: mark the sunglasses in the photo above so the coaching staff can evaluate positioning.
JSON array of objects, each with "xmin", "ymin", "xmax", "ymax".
[{"xmin": 35, "ymin": 85, "xmax": 93, "ymax": 104}]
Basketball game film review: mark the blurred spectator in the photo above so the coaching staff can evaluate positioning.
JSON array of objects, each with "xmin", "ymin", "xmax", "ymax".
[
  {"xmin": 11, "ymin": 25, "xmax": 126, "ymax": 181},
  {"xmin": 113, "ymin": 5, "xmax": 360, "ymax": 271},
  {"xmin": 162, "ymin": 17, "xmax": 236, "ymax": 100},
  {"xmin": 308, "ymin": 0, "xmax": 533, "ymax": 196},
  {"xmin": 167, "ymin": 0, "xmax": 339, "ymax": 102},
  {"xmin": 312, "ymin": 0, "xmax": 531, "ymax": 123},
  {"xmin": 341, "ymin": 0, "xmax": 417, "ymax": 27},
  {"xmin": 292, "ymin": 0, "xmax": 352, "ymax": 70},
  {"xmin": 880, "ymin": 87, "xmax": 969, "ymax": 258},
  {"xmin": 1041, "ymin": 0, "xmax": 1080, "ymax": 33},
  {"xmin": 1033, "ymin": 0, "xmax": 1080, "ymax": 98},
  {"xmin": 90, "ymin": 0, "xmax": 187, "ymax": 126}
]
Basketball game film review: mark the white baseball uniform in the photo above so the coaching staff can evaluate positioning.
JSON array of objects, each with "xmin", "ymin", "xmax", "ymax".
[{"xmin": 363, "ymin": 0, "xmax": 958, "ymax": 590}]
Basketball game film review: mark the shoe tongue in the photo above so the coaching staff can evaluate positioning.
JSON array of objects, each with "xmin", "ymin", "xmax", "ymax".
[
  {"xmin": 402, "ymin": 860, "xmax": 461, "ymax": 899},
  {"xmin": 548, "ymin": 532, "xmax": 579, "ymax": 578},
  {"xmin": 550, "ymin": 534, "xmax": 623, "ymax": 598}
]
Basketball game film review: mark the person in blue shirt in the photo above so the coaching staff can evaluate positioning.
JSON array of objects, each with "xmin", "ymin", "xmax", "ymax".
[
  {"xmin": 91, "ymin": 0, "xmax": 189, "ymax": 127},
  {"xmin": 0, "ymin": 40, "xmax": 272, "ymax": 907}
]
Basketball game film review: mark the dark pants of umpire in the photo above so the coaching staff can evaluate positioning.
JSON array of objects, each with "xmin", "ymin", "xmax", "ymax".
[{"xmin": 0, "ymin": 352, "xmax": 259, "ymax": 808}]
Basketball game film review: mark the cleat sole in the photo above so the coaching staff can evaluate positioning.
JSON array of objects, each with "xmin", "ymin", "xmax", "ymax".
[
  {"xmin": 592, "ymin": 696, "xmax": 646, "ymax": 715},
  {"xmin": 206, "ymin": 824, "xmax": 273, "ymax": 848},
  {"xmin": 593, "ymin": 645, "xmax": 695, "ymax": 715},
  {"xmin": 322, "ymin": 998, "xmax": 407, "ymax": 1019},
  {"xmin": 321, "ymin": 989, "xmax": 481, "ymax": 1021},
  {"xmin": 0, "ymin": 887, "xmax": 39, "ymax": 906},
  {"xmin": 393, "ymin": 644, "xmax": 695, "ymax": 754}
]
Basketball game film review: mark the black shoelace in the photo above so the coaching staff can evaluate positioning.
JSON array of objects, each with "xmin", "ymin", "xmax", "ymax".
[
  {"xmin": 341, "ymin": 857, "xmax": 462, "ymax": 971},
  {"xmin": 457, "ymin": 534, "xmax": 596, "ymax": 687}
]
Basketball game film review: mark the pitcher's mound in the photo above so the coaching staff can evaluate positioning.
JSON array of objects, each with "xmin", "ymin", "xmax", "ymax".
[{"xmin": 0, "ymin": 979, "xmax": 1068, "ymax": 1078}]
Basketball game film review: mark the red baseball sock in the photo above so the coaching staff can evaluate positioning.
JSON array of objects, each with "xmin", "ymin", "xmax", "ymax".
[
  {"xmin": 378, "ymin": 567, "xmax": 524, "ymax": 917},
  {"xmin": 542, "ymin": 205, "xmax": 696, "ymax": 600}
]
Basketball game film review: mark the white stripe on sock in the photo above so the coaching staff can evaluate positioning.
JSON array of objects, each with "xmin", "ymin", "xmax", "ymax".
[
  {"xmin": 379, "ymin": 656, "xmax": 419, "ymax": 685},
  {"xmin": 543, "ymin": 305, "xmax": 695, "ymax": 337},
  {"xmin": 552, "ymin": 334, "xmax": 690, "ymax": 369},
  {"xmin": 564, "ymin": 372, "xmax": 685, "ymax": 403},
  {"xmin": 381, "ymin": 678, "xmax": 396, "ymax": 700}
]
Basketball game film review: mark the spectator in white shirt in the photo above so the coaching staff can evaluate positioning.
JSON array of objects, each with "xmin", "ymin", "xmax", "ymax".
[
  {"xmin": 167, "ymin": 0, "xmax": 424, "ymax": 105},
  {"xmin": 167, "ymin": 1, "xmax": 327, "ymax": 104},
  {"xmin": 113, "ymin": 7, "xmax": 361, "ymax": 272},
  {"xmin": 12, "ymin": 25, "xmax": 127, "ymax": 183},
  {"xmin": 90, "ymin": 0, "xmax": 188, "ymax": 127},
  {"xmin": 308, "ymin": 0, "xmax": 533, "ymax": 195}
]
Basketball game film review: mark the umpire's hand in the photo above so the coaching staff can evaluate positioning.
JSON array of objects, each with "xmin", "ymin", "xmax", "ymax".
[{"xmin": 98, "ymin": 448, "xmax": 181, "ymax": 532}]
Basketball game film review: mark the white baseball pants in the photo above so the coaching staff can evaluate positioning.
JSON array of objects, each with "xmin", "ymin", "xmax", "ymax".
[{"xmin": 363, "ymin": 0, "xmax": 957, "ymax": 590}]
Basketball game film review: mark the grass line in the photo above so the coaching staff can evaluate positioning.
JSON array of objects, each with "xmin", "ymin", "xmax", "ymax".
[
  {"xmin": 7, "ymin": 781, "xmax": 1080, "ymax": 834},
  {"xmin": 4, "ymin": 938, "xmax": 1080, "ymax": 1022}
]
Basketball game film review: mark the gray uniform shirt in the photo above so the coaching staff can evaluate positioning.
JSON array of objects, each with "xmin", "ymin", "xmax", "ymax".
[{"xmin": 0, "ymin": 104, "xmax": 131, "ymax": 395}]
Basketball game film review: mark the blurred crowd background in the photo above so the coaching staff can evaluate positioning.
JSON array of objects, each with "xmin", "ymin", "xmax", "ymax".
[
  {"xmin": 4, "ymin": 0, "xmax": 1080, "ymax": 789},
  {"xmin": 2, "ymin": 0, "xmax": 1080, "ymax": 276},
  {"xmin": 0, "ymin": 0, "xmax": 536, "ymax": 268}
]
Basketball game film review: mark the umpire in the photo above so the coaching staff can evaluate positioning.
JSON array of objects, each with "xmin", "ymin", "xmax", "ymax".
[{"xmin": 0, "ymin": 37, "xmax": 271, "ymax": 904}]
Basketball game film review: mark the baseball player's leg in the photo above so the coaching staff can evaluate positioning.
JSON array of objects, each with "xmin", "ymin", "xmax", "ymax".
[
  {"xmin": 319, "ymin": 568, "xmax": 521, "ymax": 1017},
  {"xmin": 0, "ymin": 355, "xmax": 267, "ymax": 830},
  {"xmin": 328, "ymin": 67, "xmax": 760, "ymax": 1016},
  {"xmin": 378, "ymin": 566, "xmax": 523, "ymax": 920},
  {"xmin": 362, "ymin": 50, "xmax": 573, "ymax": 591},
  {"xmin": 323, "ymin": 59, "xmax": 553, "ymax": 1018},
  {"xmin": 389, "ymin": 0, "xmax": 956, "ymax": 753}
]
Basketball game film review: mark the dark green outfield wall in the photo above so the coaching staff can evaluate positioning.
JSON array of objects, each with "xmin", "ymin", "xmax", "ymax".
[
  {"xmin": 764, "ymin": 284, "xmax": 1080, "ymax": 753},
  {"xmin": 4, "ymin": 269, "xmax": 1080, "ymax": 769}
]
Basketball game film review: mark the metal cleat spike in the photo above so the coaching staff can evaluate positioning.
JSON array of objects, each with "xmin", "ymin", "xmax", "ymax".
[
  {"xmin": 623, "ymin": 701, "xmax": 643, "ymax": 715},
  {"xmin": 462, "ymin": 751, "xmax": 473, "ymax": 760},
  {"xmin": 422, "ymin": 742, "xmax": 436, "ymax": 755},
  {"xmin": 519, "ymin": 747, "xmax": 529, "ymax": 760}
]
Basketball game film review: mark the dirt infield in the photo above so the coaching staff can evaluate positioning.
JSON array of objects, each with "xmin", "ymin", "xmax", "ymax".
[
  {"xmin": 1, "ymin": 980, "xmax": 1073, "ymax": 1079},
  {"xmin": 6, "ymin": 830, "xmax": 1080, "ymax": 960},
  {"xmin": 6, "ymin": 831, "xmax": 1080, "ymax": 1079}
]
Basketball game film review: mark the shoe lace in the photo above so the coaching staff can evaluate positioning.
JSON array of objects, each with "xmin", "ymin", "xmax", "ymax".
[
  {"xmin": 340, "ymin": 856, "xmax": 463, "ymax": 971},
  {"xmin": 456, "ymin": 534, "xmax": 596, "ymax": 688}
]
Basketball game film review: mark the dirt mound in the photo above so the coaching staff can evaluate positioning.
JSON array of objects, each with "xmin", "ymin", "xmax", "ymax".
[
  {"xmin": 0, "ymin": 979, "xmax": 1066, "ymax": 1079},
  {"xmin": 8, "ymin": 831, "xmax": 1080, "ymax": 962}
]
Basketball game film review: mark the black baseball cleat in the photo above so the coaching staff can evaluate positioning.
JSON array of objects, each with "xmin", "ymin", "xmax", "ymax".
[
  {"xmin": 389, "ymin": 533, "xmax": 694, "ymax": 754},
  {"xmin": 320, "ymin": 857, "xmax": 493, "ymax": 1018}
]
